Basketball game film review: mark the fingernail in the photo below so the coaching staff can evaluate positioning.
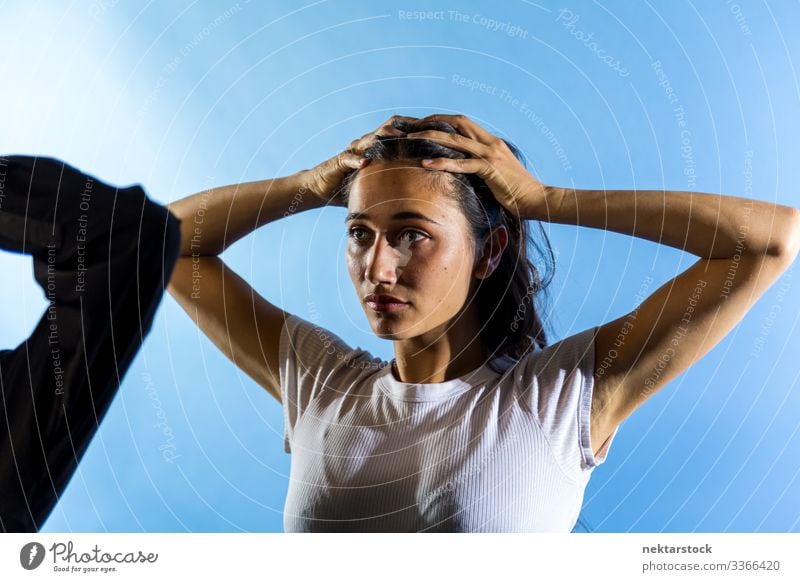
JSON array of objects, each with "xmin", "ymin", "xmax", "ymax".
[{"xmin": 421, "ymin": 159, "xmax": 433, "ymax": 164}]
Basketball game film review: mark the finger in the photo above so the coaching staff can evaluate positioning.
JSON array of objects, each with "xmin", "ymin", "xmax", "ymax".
[
  {"xmin": 386, "ymin": 116, "xmax": 424, "ymax": 134},
  {"xmin": 340, "ymin": 151, "xmax": 370, "ymax": 170},
  {"xmin": 348, "ymin": 133, "xmax": 375, "ymax": 154},
  {"xmin": 420, "ymin": 157, "xmax": 489, "ymax": 177},
  {"xmin": 386, "ymin": 115, "xmax": 419, "ymax": 128},
  {"xmin": 369, "ymin": 115, "xmax": 418, "ymax": 136},
  {"xmin": 351, "ymin": 122, "xmax": 402, "ymax": 152},
  {"xmin": 349, "ymin": 130, "xmax": 402, "ymax": 158},
  {"xmin": 406, "ymin": 129, "xmax": 489, "ymax": 158},
  {"xmin": 419, "ymin": 114, "xmax": 496, "ymax": 144},
  {"xmin": 377, "ymin": 125, "xmax": 406, "ymax": 137}
]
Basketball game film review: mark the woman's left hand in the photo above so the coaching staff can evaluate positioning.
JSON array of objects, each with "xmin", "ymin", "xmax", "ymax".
[{"xmin": 404, "ymin": 114, "xmax": 549, "ymax": 219}]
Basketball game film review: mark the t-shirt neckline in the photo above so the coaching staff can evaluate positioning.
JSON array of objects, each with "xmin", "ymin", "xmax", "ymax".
[{"xmin": 376, "ymin": 359, "xmax": 502, "ymax": 403}]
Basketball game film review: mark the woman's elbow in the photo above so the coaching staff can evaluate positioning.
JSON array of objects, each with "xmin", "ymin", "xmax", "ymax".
[{"xmin": 769, "ymin": 205, "xmax": 800, "ymax": 261}]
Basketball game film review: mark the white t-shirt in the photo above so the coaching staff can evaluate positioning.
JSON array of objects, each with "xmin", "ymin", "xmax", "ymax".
[{"xmin": 278, "ymin": 313, "xmax": 618, "ymax": 532}]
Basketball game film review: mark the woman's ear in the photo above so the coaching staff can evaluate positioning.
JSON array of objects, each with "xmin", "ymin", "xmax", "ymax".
[{"xmin": 473, "ymin": 224, "xmax": 509, "ymax": 280}]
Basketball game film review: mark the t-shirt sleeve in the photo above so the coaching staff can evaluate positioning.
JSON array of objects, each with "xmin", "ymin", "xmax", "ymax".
[
  {"xmin": 516, "ymin": 325, "xmax": 619, "ymax": 475},
  {"xmin": 278, "ymin": 313, "xmax": 381, "ymax": 454}
]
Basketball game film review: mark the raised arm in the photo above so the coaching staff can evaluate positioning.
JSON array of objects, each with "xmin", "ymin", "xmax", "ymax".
[
  {"xmin": 167, "ymin": 171, "xmax": 322, "ymax": 257},
  {"xmin": 537, "ymin": 185, "xmax": 799, "ymax": 259},
  {"xmin": 166, "ymin": 116, "xmax": 410, "ymax": 400},
  {"xmin": 536, "ymin": 184, "xmax": 800, "ymax": 456},
  {"xmin": 403, "ymin": 113, "xmax": 800, "ymax": 460},
  {"xmin": 166, "ymin": 172, "xmax": 322, "ymax": 401}
]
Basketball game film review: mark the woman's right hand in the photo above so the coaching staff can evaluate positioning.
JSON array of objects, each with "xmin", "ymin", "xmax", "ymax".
[{"xmin": 300, "ymin": 115, "xmax": 419, "ymax": 206}]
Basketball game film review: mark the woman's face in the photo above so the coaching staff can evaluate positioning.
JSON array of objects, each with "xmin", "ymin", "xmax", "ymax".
[{"xmin": 345, "ymin": 160, "xmax": 480, "ymax": 340}]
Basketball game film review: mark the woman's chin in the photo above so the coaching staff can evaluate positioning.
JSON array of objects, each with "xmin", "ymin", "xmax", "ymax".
[
  {"xmin": 368, "ymin": 317, "xmax": 410, "ymax": 340},
  {"xmin": 371, "ymin": 326, "xmax": 403, "ymax": 340}
]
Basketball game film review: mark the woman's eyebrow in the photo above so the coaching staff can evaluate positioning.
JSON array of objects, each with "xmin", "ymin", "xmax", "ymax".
[{"xmin": 345, "ymin": 211, "xmax": 441, "ymax": 225}]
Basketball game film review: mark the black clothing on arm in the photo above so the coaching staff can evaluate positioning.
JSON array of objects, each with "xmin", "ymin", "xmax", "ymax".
[{"xmin": 0, "ymin": 155, "xmax": 181, "ymax": 532}]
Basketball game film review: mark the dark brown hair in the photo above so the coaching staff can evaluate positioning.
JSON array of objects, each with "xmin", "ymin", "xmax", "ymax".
[{"xmin": 338, "ymin": 118, "xmax": 555, "ymax": 361}]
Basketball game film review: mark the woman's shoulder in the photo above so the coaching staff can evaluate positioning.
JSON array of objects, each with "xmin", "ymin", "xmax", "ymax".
[
  {"xmin": 503, "ymin": 325, "xmax": 598, "ymax": 410},
  {"xmin": 280, "ymin": 312, "xmax": 387, "ymax": 377},
  {"xmin": 523, "ymin": 326, "xmax": 597, "ymax": 371}
]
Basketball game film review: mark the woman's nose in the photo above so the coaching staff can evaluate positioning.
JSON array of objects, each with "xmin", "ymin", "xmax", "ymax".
[{"xmin": 365, "ymin": 237, "xmax": 411, "ymax": 286}]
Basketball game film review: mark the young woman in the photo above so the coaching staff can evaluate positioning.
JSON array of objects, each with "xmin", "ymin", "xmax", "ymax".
[{"xmin": 167, "ymin": 114, "xmax": 800, "ymax": 532}]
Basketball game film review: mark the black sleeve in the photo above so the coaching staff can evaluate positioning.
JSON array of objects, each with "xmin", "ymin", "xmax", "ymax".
[{"xmin": 0, "ymin": 155, "xmax": 182, "ymax": 532}]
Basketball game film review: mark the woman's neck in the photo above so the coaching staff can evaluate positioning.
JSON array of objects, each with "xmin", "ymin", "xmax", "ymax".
[{"xmin": 391, "ymin": 309, "xmax": 487, "ymax": 384}]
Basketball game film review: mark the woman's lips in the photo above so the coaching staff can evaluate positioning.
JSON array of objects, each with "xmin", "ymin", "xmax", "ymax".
[
  {"xmin": 366, "ymin": 300, "xmax": 409, "ymax": 313},
  {"xmin": 365, "ymin": 294, "xmax": 409, "ymax": 313}
]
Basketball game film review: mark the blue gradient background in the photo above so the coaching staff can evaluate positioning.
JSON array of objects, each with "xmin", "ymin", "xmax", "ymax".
[{"xmin": 1, "ymin": 1, "xmax": 798, "ymax": 532}]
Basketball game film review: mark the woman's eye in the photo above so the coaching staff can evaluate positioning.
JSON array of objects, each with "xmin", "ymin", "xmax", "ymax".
[
  {"xmin": 348, "ymin": 228, "xmax": 427, "ymax": 245},
  {"xmin": 348, "ymin": 227, "xmax": 370, "ymax": 242},
  {"xmin": 398, "ymin": 230, "xmax": 426, "ymax": 244}
]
